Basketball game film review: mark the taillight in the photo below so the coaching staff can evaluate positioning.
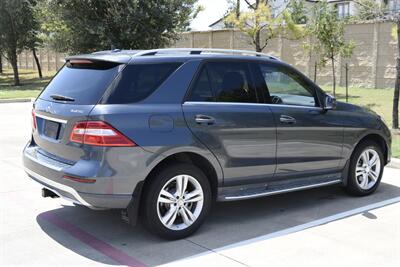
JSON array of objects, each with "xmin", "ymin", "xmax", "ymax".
[
  {"xmin": 70, "ymin": 121, "xmax": 136, "ymax": 147},
  {"xmin": 31, "ymin": 109, "xmax": 37, "ymax": 130}
]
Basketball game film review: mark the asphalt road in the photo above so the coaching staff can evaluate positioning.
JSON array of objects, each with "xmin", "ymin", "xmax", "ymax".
[{"xmin": 1, "ymin": 102, "xmax": 399, "ymax": 267}]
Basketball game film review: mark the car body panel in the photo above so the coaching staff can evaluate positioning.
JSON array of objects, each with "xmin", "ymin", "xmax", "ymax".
[
  {"xmin": 22, "ymin": 50, "xmax": 391, "ymax": 210},
  {"xmin": 182, "ymin": 101, "xmax": 277, "ymax": 186}
]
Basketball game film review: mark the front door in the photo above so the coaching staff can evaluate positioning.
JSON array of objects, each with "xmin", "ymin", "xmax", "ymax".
[
  {"xmin": 256, "ymin": 62, "xmax": 343, "ymax": 179},
  {"xmin": 182, "ymin": 61, "xmax": 277, "ymax": 186}
]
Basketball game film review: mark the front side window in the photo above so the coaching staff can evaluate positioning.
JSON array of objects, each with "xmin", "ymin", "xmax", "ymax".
[{"xmin": 259, "ymin": 64, "xmax": 317, "ymax": 107}]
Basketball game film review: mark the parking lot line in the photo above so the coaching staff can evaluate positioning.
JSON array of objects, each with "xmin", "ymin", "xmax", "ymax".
[
  {"xmin": 213, "ymin": 195, "xmax": 400, "ymax": 254},
  {"xmin": 39, "ymin": 212, "xmax": 147, "ymax": 267}
]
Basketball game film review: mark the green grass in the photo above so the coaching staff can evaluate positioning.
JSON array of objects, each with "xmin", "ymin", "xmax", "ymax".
[{"xmin": 0, "ymin": 68, "xmax": 55, "ymax": 99}]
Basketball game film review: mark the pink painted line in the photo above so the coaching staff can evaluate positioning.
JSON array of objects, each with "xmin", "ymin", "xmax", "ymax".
[{"xmin": 40, "ymin": 213, "xmax": 147, "ymax": 267}]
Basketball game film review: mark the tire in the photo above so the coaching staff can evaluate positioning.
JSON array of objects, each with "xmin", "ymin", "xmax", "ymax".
[
  {"xmin": 141, "ymin": 163, "xmax": 212, "ymax": 239},
  {"xmin": 345, "ymin": 140, "xmax": 384, "ymax": 196}
]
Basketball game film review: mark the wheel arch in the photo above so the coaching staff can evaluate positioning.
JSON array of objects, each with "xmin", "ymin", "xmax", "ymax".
[
  {"xmin": 353, "ymin": 133, "xmax": 389, "ymax": 164},
  {"xmin": 142, "ymin": 152, "xmax": 220, "ymax": 199}
]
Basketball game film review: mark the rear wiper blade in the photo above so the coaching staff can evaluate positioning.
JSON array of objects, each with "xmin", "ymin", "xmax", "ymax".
[{"xmin": 50, "ymin": 94, "xmax": 75, "ymax": 102}]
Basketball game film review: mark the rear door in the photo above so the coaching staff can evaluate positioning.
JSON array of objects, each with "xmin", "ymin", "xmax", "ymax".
[
  {"xmin": 32, "ymin": 59, "xmax": 123, "ymax": 162},
  {"xmin": 256, "ymin": 62, "xmax": 343, "ymax": 179},
  {"xmin": 182, "ymin": 60, "xmax": 277, "ymax": 186}
]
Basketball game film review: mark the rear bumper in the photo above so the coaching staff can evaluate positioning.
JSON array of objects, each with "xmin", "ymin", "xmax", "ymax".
[{"xmin": 22, "ymin": 143, "xmax": 145, "ymax": 209}]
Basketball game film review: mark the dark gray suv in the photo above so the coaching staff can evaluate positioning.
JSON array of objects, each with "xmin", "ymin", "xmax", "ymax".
[{"xmin": 23, "ymin": 48, "xmax": 391, "ymax": 239}]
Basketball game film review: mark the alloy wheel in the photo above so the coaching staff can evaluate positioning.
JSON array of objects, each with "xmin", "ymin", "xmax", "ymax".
[
  {"xmin": 156, "ymin": 175, "xmax": 204, "ymax": 230},
  {"xmin": 355, "ymin": 148, "xmax": 381, "ymax": 190}
]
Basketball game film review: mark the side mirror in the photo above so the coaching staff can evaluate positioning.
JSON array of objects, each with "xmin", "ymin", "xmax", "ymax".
[{"xmin": 324, "ymin": 94, "xmax": 337, "ymax": 110}]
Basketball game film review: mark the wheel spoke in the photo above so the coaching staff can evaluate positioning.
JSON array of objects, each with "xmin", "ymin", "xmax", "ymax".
[
  {"xmin": 175, "ymin": 175, "xmax": 188, "ymax": 197},
  {"xmin": 361, "ymin": 173, "xmax": 369, "ymax": 188},
  {"xmin": 369, "ymin": 154, "xmax": 378, "ymax": 166},
  {"xmin": 162, "ymin": 206, "xmax": 178, "ymax": 226},
  {"xmin": 159, "ymin": 190, "xmax": 176, "ymax": 204},
  {"xmin": 184, "ymin": 189, "xmax": 203, "ymax": 203},
  {"xmin": 183, "ymin": 206, "xmax": 196, "ymax": 222},
  {"xmin": 179, "ymin": 207, "xmax": 191, "ymax": 225},
  {"xmin": 356, "ymin": 167, "xmax": 365, "ymax": 177},
  {"xmin": 369, "ymin": 170, "xmax": 378, "ymax": 181},
  {"xmin": 361, "ymin": 151, "xmax": 369, "ymax": 165},
  {"xmin": 179, "ymin": 206, "xmax": 195, "ymax": 226}
]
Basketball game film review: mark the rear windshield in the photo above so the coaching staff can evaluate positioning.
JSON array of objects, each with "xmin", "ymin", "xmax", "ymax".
[
  {"xmin": 39, "ymin": 61, "xmax": 121, "ymax": 105},
  {"xmin": 102, "ymin": 63, "xmax": 182, "ymax": 104}
]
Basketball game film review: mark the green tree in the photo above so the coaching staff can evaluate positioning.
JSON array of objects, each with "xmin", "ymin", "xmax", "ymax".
[
  {"xmin": 35, "ymin": 0, "xmax": 71, "ymax": 53},
  {"xmin": 288, "ymin": 0, "xmax": 308, "ymax": 24},
  {"xmin": 225, "ymin": 0, "xmax": 303, "ymax": 52},
  {"xmin": 48, "ymin": 0, "xmax": 201, "ymax": 53},
  {"xmin": 353, "ymin": 0, "xmax": 399, "ymax": 128},
  {"xmin": 0, "ymin": 0, "xmax": 38, "ymax": 85},
  {"xmin": 306, "ymin": 0, "xmax": 354, "ymax": 97},
  {"xmin": 354, "ymin": 0, "xmax": 381, "ymax": 20}
]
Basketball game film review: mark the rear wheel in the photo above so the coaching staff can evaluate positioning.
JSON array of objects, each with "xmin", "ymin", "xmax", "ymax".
[
  {"xmin": 141, "ymin": 163, "xmax": 211, "ymax": 239},
  {"xmin": 345, "ymin": 140, "xmax": 384, "ymax": 196}
]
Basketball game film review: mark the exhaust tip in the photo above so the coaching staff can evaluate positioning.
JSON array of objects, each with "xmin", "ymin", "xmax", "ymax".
[{"xmin": 41, "ymin": 188, "xmax": 59, "ymax": 198}]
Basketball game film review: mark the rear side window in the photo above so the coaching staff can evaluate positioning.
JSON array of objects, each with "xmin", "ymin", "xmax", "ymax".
[
  {"xmin": 191, "ymin": 62, "xmax": 257, "ymax": 103},
  {"xmin": 40, "ymin": 61, "xmax": 121, "ymax": 105},
  {"xmin": 104, "ymin": 63, "xmax": 181, "ymax": 104},
  {"xmin": 188, "ymin": 68, "xmax": 214, "ymax": 102},
  {"xmin": 188, "ymin": 61, "xmax": 258, "ymax": 103}
]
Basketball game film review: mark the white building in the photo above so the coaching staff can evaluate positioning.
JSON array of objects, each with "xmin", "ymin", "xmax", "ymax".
[
  {"xmin": 208, "ymin": 0, "xmax": 290, "ymax": 30},
  {"xmin": 208, "ymin": 0, "xmax": 400, "ymax": 30}
]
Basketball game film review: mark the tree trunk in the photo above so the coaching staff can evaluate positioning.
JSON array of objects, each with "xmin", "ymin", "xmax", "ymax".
[
  {"xmin": 32, "ymin": 48, "xmax": 42, "ymax": 79},
  {"xmin": 392, "ymin": 19, "xmax": 400, "ymax": 129},
  {"xmin": 0, "ymin": 52, "xmax": 3, "ymax": 74},
  {"xmin": 331, "ymin": 57, "xmax": 336, "ymax": 97},
  {"xmin": 394, "ymin": 58, "xmax": 399, "ymax": 129},
  {"xmin": 9, "ymin": 50, "xmax": 20, "ymax": 86},
  {"xmin": 255, "ymin": 30, "xmax": 262, "ymax": 52},
  {"xmin": 236, "ymin": 0, "xmax": 240, "ymax": 19}
]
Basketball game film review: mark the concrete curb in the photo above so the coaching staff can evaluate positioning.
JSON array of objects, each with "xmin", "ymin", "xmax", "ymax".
[
  {"xmin": 388, "ymin": 158, "xmax": 400, "ymax": 169},
  {"xmin": 0, "ymin": 98, "xmax": 34, "ymax": 104}
]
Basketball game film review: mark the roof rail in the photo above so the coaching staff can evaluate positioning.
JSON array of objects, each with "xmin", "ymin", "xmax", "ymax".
[{"xmin": 133, "ymin": 48, "xmax": 280, "ymax": 61}]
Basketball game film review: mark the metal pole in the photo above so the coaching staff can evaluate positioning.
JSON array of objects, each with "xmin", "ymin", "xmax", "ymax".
[{"xmin": 345, "ymin": 63, "xmax": 349, "ymax": 103}]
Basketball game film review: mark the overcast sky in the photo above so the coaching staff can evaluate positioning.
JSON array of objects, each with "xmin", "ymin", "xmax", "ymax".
[{"xmin": 190, "ymin": 0, "xmax": 231, "ymax": 31}]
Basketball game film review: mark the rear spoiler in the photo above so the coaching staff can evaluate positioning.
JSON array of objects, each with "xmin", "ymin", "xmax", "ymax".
[{"xmin": 65, "ymin": 54, "xmax": 131, "ymax": 64}]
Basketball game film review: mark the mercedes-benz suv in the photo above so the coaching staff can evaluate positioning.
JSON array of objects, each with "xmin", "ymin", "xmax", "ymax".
[{"xmin": 23, "ymin": 48, "xmax": 391, "ymax": 239}]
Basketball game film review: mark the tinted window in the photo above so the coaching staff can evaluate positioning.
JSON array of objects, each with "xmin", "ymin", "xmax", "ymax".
[
  {"xmin": 259, "ymin": 64, "xmax": 317, "ymax": 107},
  {"xmin": 40, "ymin": 62, "xmax": 121, "ymax": 105},
  {"xmin": 188, "ymin": 68, "xmax": 214, "ymax": 102},
  {"xmin": 206, "ymin": 62, "xmax": 257, "ymax": 103},
  {"xmin": 104, "ymin": 63, "xmax": 181, "ymax": 104}
]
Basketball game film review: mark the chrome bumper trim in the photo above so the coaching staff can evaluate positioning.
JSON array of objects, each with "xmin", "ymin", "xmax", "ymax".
[{"xmin": 25, "ymin": 168, "xmax": 93, "ymax": 207}]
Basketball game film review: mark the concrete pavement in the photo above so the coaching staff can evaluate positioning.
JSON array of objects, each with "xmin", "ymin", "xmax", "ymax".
[{"xmin": 1, "ymin": 102, "xmax": 399, "ymax": 267}]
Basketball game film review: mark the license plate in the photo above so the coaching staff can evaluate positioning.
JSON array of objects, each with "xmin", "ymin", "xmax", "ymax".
[{"xmin": 44, "ymin": 120, "xmax": 60, "ymax": 139}]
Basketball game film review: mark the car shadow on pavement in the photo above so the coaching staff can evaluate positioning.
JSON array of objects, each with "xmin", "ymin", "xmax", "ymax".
[{"xmin": 36, "ymin": 182, "xmax": 400, "ymax": 266}]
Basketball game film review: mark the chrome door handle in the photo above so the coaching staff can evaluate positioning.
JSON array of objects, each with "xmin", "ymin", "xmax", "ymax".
[
  {"xmin": 279, "ymin": 115, "xmax": 296, "ymax": 124},
  {"xmin": 195, "ymin": 114, "xmax": 215, "ymax": 125}
]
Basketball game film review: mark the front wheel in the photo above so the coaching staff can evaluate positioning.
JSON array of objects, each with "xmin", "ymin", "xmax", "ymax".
[
  {"xmin": 345, "ymin": 140, "xmax": 384, "ymax": 196},
  {"xmin": 141, "ymin": 163, "xmax": 211, "ymax": 239}
]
